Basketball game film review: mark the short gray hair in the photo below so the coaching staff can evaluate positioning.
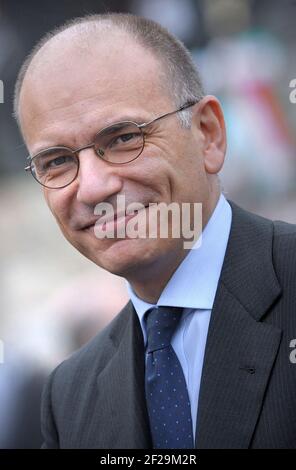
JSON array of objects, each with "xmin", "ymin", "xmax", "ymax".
[{"xmin": 14, "ymin": 13, "xmax": 205, "ymax": 128}]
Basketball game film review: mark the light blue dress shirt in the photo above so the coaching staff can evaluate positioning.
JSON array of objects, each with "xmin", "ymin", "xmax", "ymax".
[{"xmin": 127, "ymin": 194, "xmax": 232, "ymax": 439}]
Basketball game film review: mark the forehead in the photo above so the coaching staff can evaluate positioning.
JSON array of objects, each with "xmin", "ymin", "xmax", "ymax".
[{"xmin": 19, "ymin": 31, "xmax": 171, "ymax": 148}]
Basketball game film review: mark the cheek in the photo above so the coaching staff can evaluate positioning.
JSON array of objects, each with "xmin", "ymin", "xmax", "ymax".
[
  {"xmin": 184, "ymin": 154, "xmax": 204, "ymax": 181},
  {"xmin": 173, "ymin": 154, "xmax": 208, "ymax": 201},
  {"xmin": 123, "ymin": 155, "xmax": 172, "ymax": 199}
]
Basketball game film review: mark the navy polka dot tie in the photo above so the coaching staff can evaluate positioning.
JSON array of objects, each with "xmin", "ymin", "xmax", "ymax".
[{"xmin": 145, "ymin": 306, "xmax": 194, "ymax": 449}]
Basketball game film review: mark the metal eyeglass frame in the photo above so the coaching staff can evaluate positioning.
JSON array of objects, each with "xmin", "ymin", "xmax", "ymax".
[{"xmin": 25, "ymin": 100, "xmax": 198, "ymax": 189}]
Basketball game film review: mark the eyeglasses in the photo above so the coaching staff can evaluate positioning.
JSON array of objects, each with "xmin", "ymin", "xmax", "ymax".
[{"xmin": 25, "ymin": 100, "xmax": 198, "ymax": 189}]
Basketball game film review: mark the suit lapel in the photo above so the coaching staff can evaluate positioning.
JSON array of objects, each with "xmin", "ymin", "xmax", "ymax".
[
  {"xmin": 196, "ymin": 202, "xmax": 282, "ymax": 448},
  {"xmin": 96, "ymin": 302, "xmax": 152, "ymax": 448}
]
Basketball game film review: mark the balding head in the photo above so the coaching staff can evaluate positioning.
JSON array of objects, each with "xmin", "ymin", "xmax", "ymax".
[
  {"xmin": 18, "ymin": 30, "xmax": 172, "ymax": 156},
  {"xmin": 14, "ymin": 13, "xmax": 204, "ymax": 132}
]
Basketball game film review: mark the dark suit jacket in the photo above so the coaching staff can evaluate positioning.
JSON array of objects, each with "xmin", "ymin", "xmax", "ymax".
[{"xmin": 41, "ymin": 202, "xmax": 296, "ymax": 448}]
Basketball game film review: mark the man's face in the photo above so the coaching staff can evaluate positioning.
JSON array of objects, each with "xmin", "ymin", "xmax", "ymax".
[{"xmin": 20, "ymin": 32, "xmax": 221, "ymax": 282}]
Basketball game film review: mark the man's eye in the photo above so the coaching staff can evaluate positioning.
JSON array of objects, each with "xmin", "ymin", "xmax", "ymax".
[
  {"xmin": 46, "ymin": 155, "xmax": 73, "ymax": 168},
  {"xmin": 114, "ymin": 133, "xmax": 138, "ymax": 144}
]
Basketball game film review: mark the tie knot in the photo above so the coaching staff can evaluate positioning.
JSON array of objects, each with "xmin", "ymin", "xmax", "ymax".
[{"xmin": 145, "ymin": 306, "xmax": 183, "ymax": 353}]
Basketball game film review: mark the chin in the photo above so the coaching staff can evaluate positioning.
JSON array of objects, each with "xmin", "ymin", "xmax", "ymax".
[
  {"xmin": 70, "ymin": 227, "xmax": 183, "ymax": 279},
  {"xmin": 88, "ymin": 236, "xmax": 166, "ymax": 277}
]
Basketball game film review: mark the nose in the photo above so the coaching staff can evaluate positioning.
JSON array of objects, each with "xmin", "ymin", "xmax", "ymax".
[{"xmin": 76, "ymin": 148, "xmax": 123, "ymax": 206}]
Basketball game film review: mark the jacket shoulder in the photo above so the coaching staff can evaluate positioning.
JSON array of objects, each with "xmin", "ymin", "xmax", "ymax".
[
  {"xmin": 272, "ymin": 219, "xmax": 296, "ymax": 279},
  {"xmin": 41, "ymin": 301, "xmax": 134, "ymax": 447},
  {"xmin": 52, "ymin": 300, "xmax": 132, "ymax": 385},
  {"xmin": 273, "ymin": 218, "xmax": 296, "ymax": 237}
]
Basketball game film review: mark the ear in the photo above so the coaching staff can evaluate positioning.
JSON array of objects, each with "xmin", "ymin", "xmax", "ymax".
[{"xmin": 192, "ymin": 95, "xmax": 227, "ymax": 174}]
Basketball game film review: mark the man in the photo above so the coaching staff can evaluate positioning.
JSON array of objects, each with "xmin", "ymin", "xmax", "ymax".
[{"xmin": 14, "ymin": 13, "xmax": 296, "ymax": 449}]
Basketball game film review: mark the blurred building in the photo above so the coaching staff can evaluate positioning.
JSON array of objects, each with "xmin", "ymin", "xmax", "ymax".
[{"xmin": 0, "ymin": 0, "xmax": 295, "ymax": 448}]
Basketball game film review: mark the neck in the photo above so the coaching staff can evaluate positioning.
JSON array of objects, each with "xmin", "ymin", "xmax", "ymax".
[{"xmin": 128, "ymin": 247, "xmax": 188, "ymax": 303}]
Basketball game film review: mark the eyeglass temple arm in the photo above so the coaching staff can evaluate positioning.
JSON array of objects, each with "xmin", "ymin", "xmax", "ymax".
[{"xmin": 139, "ymin": 100, "xmax": 199, "ymax": 128}]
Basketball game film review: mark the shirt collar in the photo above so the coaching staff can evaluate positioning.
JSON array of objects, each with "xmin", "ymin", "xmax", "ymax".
[{"xmin": 127, "ymin": 194, "xmax": 232, "ymax": 325}]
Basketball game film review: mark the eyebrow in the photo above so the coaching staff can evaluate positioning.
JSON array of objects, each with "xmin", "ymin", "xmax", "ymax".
[
  {"xmin": 30, "ymin": 113, "xmax": 151, "ymax": 157},
  {"xmin": 103, "ymin": 114, "xmax": 150, "ymax": 127}
]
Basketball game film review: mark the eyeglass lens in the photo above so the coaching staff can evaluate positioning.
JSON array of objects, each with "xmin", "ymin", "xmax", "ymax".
[{"xmin": 31, "ymin": 122, "xmax": 144, "ymax": 188}]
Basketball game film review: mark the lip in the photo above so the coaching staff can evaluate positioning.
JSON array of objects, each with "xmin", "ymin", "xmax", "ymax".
[
  {"xmin": 81, "ymin": 205, "xmax": 149, "ymax": 234},
  {"xmin": 78, "ymin": 211, "xmax": 125, "ymax": 231},
  {"xmin": 78, "ymin": 218, "xmax": 100, "ymax": 231},
  {"xmin": 99, "ymin": 212, "xmax": 138, "ymax": 234}
]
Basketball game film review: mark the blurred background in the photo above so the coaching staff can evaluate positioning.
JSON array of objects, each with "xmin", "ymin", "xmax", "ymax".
[{"xmin": 0, "ymin": 0, "xmax": 295, "ymax": 447}]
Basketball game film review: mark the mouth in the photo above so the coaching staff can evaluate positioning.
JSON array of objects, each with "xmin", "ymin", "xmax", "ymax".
[{"xmin": 81, "ymin": 205, "xmax": 150, "ymax": 236}]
